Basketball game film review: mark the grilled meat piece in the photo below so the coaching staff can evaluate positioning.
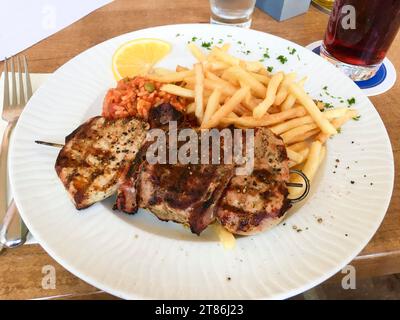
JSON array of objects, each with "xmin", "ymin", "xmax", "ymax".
[
  {"xmin": 116, "ymin": 109, "xmax": 235, "ymax": 234},
  {"xmin": 55, "ymin": 116, "xmax": 149, "ymax": 209},
  {"xmin": 138, "ymin": 163, "xmax": 234, "ymax": 234},
  {"xmin": 216, "ymin": 127, "xmax": 290, "ymax": 235},
  {"xmin": 115, "ymin": 103, "xmax": 187, "ymax": 213}
]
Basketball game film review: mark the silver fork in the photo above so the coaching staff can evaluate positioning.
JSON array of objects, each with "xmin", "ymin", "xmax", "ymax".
[{"xmin": 0, "ymin": 56, "xmax": 32, "ymax": 252}]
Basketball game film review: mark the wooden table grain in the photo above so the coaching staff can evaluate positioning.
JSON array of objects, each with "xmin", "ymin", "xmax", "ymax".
[{"xmin": 0, "ymin": 0, "xmax": 399, "ymax": 299}]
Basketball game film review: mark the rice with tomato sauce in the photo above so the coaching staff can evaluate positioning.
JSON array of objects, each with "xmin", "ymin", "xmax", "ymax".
[{"xmin": 102, "ymin": 76, "xmax": 187, "ymax": 120}]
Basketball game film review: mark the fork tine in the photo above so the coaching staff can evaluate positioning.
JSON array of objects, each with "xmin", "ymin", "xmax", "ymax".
[
  {"xmin": 10, "ymin": 56, "xmax": 17, "ymax": 106},
  {"xmin": 23, "ymin": 56, "xmax": 32, "ymax": 100},
  {"xmin": 3, "ymin": 57, "xmax": 9, "ymax": 107},
  {"xmin": 17, "ymin": 56, "xmax": 25, "ymax": 105}
]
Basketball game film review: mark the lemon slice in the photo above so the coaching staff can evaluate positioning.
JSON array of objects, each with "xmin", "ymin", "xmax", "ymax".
[{"xmin": 112, "ymin": 38, "xmax": 171, "ymax": 80}]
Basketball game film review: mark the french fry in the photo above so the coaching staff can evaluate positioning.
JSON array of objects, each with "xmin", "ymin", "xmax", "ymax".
[
  {"xmin": 287, "ymin": 141, "xmax": 309, "ymax": 152},
  {"xmin": 160, "ymin": 84, "xmax": 195, "ymax": 98},
  {"xmin": 281, "ymin": 77, "xmax": 307, "ymax": 111},
  {"xmin": 184, "ymin": 82, "xmax": 195, "ymax": 90},
  {"xmin": 242, "ymin": 90, "xmax": 258, "ymax": 110},
  {"xmin": 188, "ymin": 43, "xmax": 206, "ymax": 62},
  {"xmin": 186, "ymin": 102, "xmax": 196, "ymax": 114},
  {"xmin": 204, "ymin": 79, "xmax": 237, "ymax": 96},
  {"xmin": 286, "ymin": 128, "xmax": 320, "ymax": 145},
  {"xmin": 317, "ymin": 109, "xmax": 358, "ymax": 143},
  {"xmin": 253, "ymin": 72, "xmax": 284, "ymax": 118},
  {"xmin": 176, "ymin": 65, "xmax": 189, "ymax": 72},
  {"xmin": 288, "ymin": 82, "xmax": 337, "ymax": 135},
  {"xmin": 258, "ymin": 68, "xmax": 270, "ymax": 76},
  {"xmin": 202, "ymin": 88, "xmax": 221, "ymax": 127},
  {"xmin": 274, "ymin": 73, "xmax": 296, "ymax": 106},
  {"xmin": 222, "ymin": 106, "xmax": 307, "ymax": 127},
  {"xmin": 213, "ymin": 47, "xmax": 240, "ymax": 66},
  {"xmin": 289, "ymin": 141, "xmax": 322, "ymax": 197},
  {"xmin": 281, "ymin": 124, "xmax": 318, "ymax": 144},
  {"xmin": 242, "ymin": 61, "xmax": 264, "ymax": 73},
  {"xmin": 205, "ymin": 61, "xmax": 230, "ymax": 71},
  {"xmin": 234, "ymin": 104, "xmax": 248, "ymax": 116},
  {"xmin": 228, "ymin": 66, "xmax": 267, "ymax": 98},
  {"xmin": 298, "ymin": 147, "xmax": 310, "ymax": 162},
  {"xmin": 270, "ymin": 107, "xmax": 348, "ymax": 135},
  {"xmin": 186, "ymin": 77, "xmax": 237, "ymax": 97},
  {"xmin": 148, "ymin": 70, "xmax": 194, "ymax": 82},
  {"xmin": 249, "ymin": 72, "xmax": 270, "ymax": 85},
  {"xmin": 202, "ymin": 87, "xmax": 249, "ymax": 129},
  {"xmin": 194, "ymin": 63, "xmax": 204, "ymax": 121},
  {"xmin": 151, "ymin": 67, "xmax": 174, "ymax": 76},
  {"xmin": 221, "ymin": 69, "xmax": 240, "ymax": 86},
  {"xmin": 287, "ymin": 149, "xmax": 304, "ymax": 164},
  {"xmin": 323, "ymin": 107, "xmax": 349, "ymax": 118},
  {"xmin": 205, "ymin": 71, "xmax": 238, "ymax": 92}
]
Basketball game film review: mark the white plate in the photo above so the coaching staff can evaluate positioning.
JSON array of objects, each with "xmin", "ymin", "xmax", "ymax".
[{"xmin": 9, "ymin": 24, "xmax": 394, "ymax": 299}]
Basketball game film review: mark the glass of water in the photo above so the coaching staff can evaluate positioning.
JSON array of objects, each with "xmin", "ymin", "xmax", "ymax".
[{"xmin": 210, "ymin": 0, "xmax": 257, "ymax": 28}]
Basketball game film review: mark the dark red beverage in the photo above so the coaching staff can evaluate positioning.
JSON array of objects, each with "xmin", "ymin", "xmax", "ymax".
[{"xmin": 323, "ymin": 0, "xmax": 400, "ymax": 67}]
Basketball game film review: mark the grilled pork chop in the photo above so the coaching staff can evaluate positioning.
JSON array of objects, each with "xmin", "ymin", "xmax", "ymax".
[
  {"xmin": 114, "ymin": 103, "xmax": 188, "ymax": 213},
  {"xmin": 139, "ymin": 163, "xmax": 234, "ymax": 234},
  {"xmin": 216, "ymin": 127, "xmax": 290, "ymax": 235},
  {"xmin": 55, "ymin": 116, "xmax": 149, "ymax": 209},
  {"xmin": 115, "ymin": 104, "xmax": 235, "ymax": 234}
]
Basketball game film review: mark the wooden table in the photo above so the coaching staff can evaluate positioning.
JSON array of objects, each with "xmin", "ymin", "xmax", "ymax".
[{"xmin": 1, "ymin": 0, "xmax": 399, "ymax": 299}]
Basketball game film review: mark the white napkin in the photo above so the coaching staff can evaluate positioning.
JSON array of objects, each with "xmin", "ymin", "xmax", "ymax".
[
  {"xmin": 0, "ymin": 73, "xmax": 51, "ymax": 245},
  {"xmin": 0, "ymin": 0, "xmax": 112, "ymax": 59}
]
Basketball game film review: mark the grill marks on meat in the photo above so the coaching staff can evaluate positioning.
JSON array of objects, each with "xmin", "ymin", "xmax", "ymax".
[
  {"xmin": 116, "ymin": 114, "xmax": 235, "ymax": 234},
  {"xmin": 216, "ymin": 127, "xmax": 290, "ymax": 235},
  {"xmin": 55, "ymin": 116, "xmax": 149, "ymax": 209},
  {"xmin": 138, "ymin": 163, "xmax": 234, "ymax": 234},
  {"xmin": 56, "ymin": 103, "xmax": 291, "ymax": 235}
]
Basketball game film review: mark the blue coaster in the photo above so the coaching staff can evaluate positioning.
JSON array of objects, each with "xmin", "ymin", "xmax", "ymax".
[
  {"xmin": 312, "ymin": 46, "xmax": 387, "ymax": 90},
  {"xmin": 306, "ymin": 41, "xmax": 396, "ymax": 96}
]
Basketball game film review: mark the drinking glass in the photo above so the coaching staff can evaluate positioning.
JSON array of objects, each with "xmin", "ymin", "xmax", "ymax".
[
  {"xmin": 320, "ymin": 0, "xmax": 400, "ymax": 81},
  {"xmin": 209, "ymin": 0, "xmax": 257, "ymax": 28}
]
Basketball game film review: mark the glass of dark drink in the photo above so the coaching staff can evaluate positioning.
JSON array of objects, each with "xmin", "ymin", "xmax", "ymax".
[{"xmin": 320, "ymin": 0, "xmax": 400, "ymax": 81}]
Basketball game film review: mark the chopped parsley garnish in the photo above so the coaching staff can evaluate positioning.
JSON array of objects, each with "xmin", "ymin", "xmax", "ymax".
[
  {"xmin": 175, "ymin": 33, "xmax": 181, "ymax": 37},
  {"xmin": 243, "ymin": 50, "xmax": 251, "ymax": 55},
  {"xmin": 191, "ymin": 36, "xmax": 198, "ymax": 42},
  {"xmin": 347, "ymin": 97, "xmax": 356, "ymax": 105},
  {"xmin": 352, "ymin": 115, "xmax": 361, "ymax": 121},
  {"xmin": 201, "ymin": 41, "xmax": 212, "ymax": 50},
  {"xmin": 263, "ymin": 52, "xmax": 270, "ymax": 59},
  {"xmin": 288, "ymin": 47, "xmax": 297, "ymax": 55},
  {"xmin": 277, "ymin": 55, "xmax": 288, "ymax": 64},
  {"xmin": 323, "ymin": 85, "xmax": 328, "ymax": 90},
  {"xmin": 237, "ymin": 41, "xmax": 242, "ymax": 45},
  {"xmin": 337, "ymin": 128, "xmax": 342, "ymax": 133},
  {"xmin": 296, "ymin": 54, "xmax": 300, "ymax": 61},
  {"xmin": 218, "ymin": 39, "xmax": 223, "ymax": 44},
  {"xmin": 267, "ymin": 66, "xmax": 274, "ymax": 72},
  {"xmin": 324, "ymin": 102, "xmax": 334, "ymax": 109}
]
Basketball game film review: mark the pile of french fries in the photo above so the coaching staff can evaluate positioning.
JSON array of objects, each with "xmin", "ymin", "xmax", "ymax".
[{"xmin": 147, "ymin": 43, "xmax": 358, "ymax": 198}]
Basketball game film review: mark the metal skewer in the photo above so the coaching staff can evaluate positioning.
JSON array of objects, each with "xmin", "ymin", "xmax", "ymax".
[{"xmin": 34, "ymin": 140, "xmax": 64, "ymax": 148}]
